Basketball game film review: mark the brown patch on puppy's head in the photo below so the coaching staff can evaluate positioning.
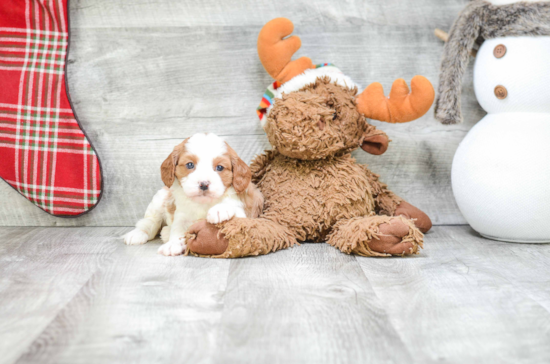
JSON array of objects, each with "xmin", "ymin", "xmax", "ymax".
[
  {"xmin": 265, "ymin": 77, "xmax": 367, "ymax": 160},
  {"xmin": 213, "ymin": 155, "xmax": 233, "ymax": 188}
]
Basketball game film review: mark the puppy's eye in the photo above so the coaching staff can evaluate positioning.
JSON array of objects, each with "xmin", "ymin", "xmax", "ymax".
[
  {"xmin": 216, "ymin": 165, "xmax": 224, "ymax": 172},
  {"xmin": 186, "ymin": 162, "xmax": 194, "ymax": 169},
  {"xmin": 332, "ymin": 113, "xmax": 337, "ymax": 120}
]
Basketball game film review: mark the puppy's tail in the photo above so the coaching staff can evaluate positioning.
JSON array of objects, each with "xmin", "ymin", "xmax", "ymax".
[{"xmin": 134, "ymin": 187, "xmax": 171, "ymax": 240}]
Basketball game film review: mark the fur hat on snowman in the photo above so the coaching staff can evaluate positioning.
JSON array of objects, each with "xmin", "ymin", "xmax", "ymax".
[{"xmin": 435, "ymin": 0, "xmax": 550, "ymax": 125}]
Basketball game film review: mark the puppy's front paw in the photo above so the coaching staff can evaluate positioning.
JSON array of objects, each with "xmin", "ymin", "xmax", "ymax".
[
  {"xmin": 158, "ymin": 238, "xmax": 186, "ymax": 256},
  {"xmin": 124, "ymin": 229, "xmax": 149, "ymax": 245},
  {"xmin": 207, "ymin": 204, "xmax": 236, "ymax": 224}
]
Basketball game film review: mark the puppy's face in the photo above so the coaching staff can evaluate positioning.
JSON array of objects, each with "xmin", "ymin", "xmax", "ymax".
[{"xmin": 161, "ymin": 134, "xmax": 251, "ymax": 204}]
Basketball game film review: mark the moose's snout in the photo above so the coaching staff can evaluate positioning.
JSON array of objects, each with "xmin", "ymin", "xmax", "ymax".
[{"xmin": 199, "ymin": 181, "xmax": 210, "ymax": 191}]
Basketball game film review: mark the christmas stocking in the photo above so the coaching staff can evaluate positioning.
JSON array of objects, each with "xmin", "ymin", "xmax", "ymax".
[{"xmin": 0, "ymin": 0, "xmax": 102, "ymax": 216}]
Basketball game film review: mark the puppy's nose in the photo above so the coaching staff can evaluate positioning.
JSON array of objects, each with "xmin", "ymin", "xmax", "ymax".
[{"xmin": 199, "ymin": 181, "xmax": 210, "ymax": 191}]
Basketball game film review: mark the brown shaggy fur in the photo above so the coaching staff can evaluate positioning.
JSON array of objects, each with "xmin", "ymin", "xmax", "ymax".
[
  {"xmin": 186, "ymin": 77, "xmax": 430, "ymax": 258},
  {"xmin": 363, "ymin": 167, "xmax": 402, "ymax": 216},
  {"xmin": 254, "ymin": 151, "xmax": 376, "ymax": 242}
]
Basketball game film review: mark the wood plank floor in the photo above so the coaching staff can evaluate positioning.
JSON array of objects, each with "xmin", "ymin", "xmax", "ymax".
[{"xmin": 1, "ymin": 226, "xmax": 549, "ymax": 364}]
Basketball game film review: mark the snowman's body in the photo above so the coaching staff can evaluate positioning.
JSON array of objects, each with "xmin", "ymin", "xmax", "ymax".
[{"xmin": 452, "ymin": 36, "xmax": 550, "ymax": 242}]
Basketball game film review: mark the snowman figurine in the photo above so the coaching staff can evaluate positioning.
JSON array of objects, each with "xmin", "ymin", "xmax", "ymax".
[{"xmin": 435, "ymin": 0, "xmax": 550, "ymax": 242}]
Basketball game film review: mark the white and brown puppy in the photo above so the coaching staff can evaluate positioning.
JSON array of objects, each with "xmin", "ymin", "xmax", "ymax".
[{"xmin": 124, "ymin": 133, "xmax": 263, "ymax": 256}]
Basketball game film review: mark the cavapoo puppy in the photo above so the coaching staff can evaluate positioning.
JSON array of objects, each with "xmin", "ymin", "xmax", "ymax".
[{"xmin": 124, "ymin": 133, "xmax": 263, "ymax": 256}]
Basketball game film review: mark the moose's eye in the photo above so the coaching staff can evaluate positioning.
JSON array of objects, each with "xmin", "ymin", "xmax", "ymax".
[
  {"xmin": 186, "ymin": 162, "xmax": 194, "ymax": 169},
  {"xmin": 216, "ymin": 165, "xmax": 224, "ymax": 172}
]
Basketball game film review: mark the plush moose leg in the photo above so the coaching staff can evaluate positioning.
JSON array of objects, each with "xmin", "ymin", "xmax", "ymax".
[
  {"xmin": 186, "ymin": 218, "xmax": 298, "ymax": 258},
  {"xmin": 394, "ymin": 201, "xmax": 432, "ymax": 233},
  {"xmin": 365, "ymin": 168, "xmax": 432, "ymax": 233},
  {"xmin": 327, "ymin": 215, "xmax": 423, "ymax": 257}
]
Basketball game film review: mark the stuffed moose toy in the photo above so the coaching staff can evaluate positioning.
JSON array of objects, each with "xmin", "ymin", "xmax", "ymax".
[{"xmin": 185, "ymin": 18, "xmax": 435, "ymax": 258}]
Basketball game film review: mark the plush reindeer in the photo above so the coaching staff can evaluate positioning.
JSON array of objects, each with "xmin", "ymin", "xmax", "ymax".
[{"xmin": 185, "ymin": 18, "xmax": 435, "ymax": 258}]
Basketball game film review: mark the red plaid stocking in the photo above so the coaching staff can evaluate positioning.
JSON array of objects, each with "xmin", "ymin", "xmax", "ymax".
[{"xmin": 0, "ymin": 0, "xmax": 102, "ymax": 216}]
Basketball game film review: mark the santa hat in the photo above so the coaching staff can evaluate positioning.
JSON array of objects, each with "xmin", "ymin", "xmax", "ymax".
[
  {"xmin": 256, "ymin": 64, "xmax": 358, "ymax": 126},
  {"xmin": 435, "ymin": 0, "xmax": 550, "ymax": 124}
]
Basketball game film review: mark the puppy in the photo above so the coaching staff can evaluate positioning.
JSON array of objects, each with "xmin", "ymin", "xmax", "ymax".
[{"xmin": 124, "ymin": 133, "xmax": 263, "ymax": 256}]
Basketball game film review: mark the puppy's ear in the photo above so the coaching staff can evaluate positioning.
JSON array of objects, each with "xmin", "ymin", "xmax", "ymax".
[
  {"xmin": 161, "ymin": 151, "xmax": 177, "ymax": 187},
  {"xmin": 161, "ymin": 140, "xmax": 187, "ymax": 187},
  {"xmin": 226, "ymin": 143, "xmax": 251, "ymax": 193}
]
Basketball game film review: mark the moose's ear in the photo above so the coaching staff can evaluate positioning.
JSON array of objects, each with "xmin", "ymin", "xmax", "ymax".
[{"xmin": 361, "ymin": 133, "xmax": 389, "ymax": 155}]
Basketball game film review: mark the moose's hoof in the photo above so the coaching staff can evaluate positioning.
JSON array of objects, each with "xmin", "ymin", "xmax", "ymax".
[
  {"xmin": 186, "ymin": 220, "xmax": 229, "ymax": 256},
  {"xmin": 368, "ymin": 218, "xmax": 418, "ymax": 256},
  {"xmin": 394, "ymin": 201, "xmax": 432, "ymax": 233}
]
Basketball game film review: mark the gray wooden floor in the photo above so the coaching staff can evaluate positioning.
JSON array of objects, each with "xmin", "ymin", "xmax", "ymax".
[{"xmin": 1, "ymin": 226, "xmax": 549, "ymax": 364}]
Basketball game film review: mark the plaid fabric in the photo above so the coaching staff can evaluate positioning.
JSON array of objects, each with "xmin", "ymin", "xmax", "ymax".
[
  {"xmin": 0, "ymin": 0, "xmax": 102, "ymax": 217},
  {"xmin": 256, "ymin": 63, "xmax": 334, "ymax": 122}
]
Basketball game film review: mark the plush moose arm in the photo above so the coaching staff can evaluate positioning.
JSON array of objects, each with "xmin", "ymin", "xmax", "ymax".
[
  {"xmin": 250, "ymin": 150, "xmax": 278, "ymax": 184},
  {"xmin": 361, "ymin": 124, "xmax": 390, "ymax": 155}
]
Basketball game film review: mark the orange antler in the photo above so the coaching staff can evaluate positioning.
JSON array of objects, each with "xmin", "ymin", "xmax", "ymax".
[
  {"xmin": 257, "ymin": 18, "xmax": 315, "ymax": 83},
  {"xmin": 356, "ymin": 76, "xmax": 435, "ymax": 123}
]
